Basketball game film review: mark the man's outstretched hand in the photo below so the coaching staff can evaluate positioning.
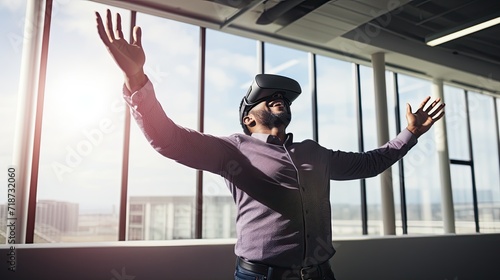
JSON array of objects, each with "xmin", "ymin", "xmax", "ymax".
[
  {"xmin": 406, "ymin": 96, "xmax": 445, "ymax": 138},
  {"xmin": 95, "ymin": 9, "xmax": 147, "ymax": 92}
]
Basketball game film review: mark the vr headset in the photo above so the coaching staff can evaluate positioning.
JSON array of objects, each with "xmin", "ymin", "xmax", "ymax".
[{"xmin": 239, "ymin": 74, "xmax": 302, "ymax": 126}]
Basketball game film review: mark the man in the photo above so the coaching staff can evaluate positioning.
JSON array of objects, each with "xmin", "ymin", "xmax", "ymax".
[{"xmin": 95, "ymin": 10, "xmax": 445, "ymax": 280}]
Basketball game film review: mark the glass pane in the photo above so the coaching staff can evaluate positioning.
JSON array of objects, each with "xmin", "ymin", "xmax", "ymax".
[
  {"xmin": 468, "ymin": 92, "xmax": 500, "ymax": 233},
  {"xmin": 397, "ymin": 74, "xmax": 443, "ymax": 234},
  {"xmin": 451, "ymin": 164, "xmax": 476, "ymax": 234},
  {"xmin": 264, "ymin": 43, "xmax": 311, "ymax": 141},
  {"xmin": 359, "ymin": 65, "xmax": 382, "ymax": 235},
  {"xmin": 444, "ymin": 86, "xmax": 469, "ymax": 160},
  {"xmin": 126, "ymin": 14, "xmax": 199, "ymax": 240},
  {"xmin": 317, "ymin": 56, "xmax": 361, "ymax": 237},
  {"xmin": 36, "ymin": 2, "xmax": 129, "ymax": 243},
  {"xmin": 0, "ymin": 1, "xmax": 27, "ymax": 244},
  {"xmin": 384, "ymin": 73, "xmax": 404, "ymax": 234},
  {"xmin": 203, "ymin": 29, "xmax": 256, "ymax": 238}
]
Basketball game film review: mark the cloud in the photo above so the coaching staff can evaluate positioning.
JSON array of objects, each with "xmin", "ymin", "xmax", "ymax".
[
  {"xmin": 206, "ymin": 66, "xmax": 236, "ymax": 92},
  {"xmin": 140, "ymin": 13, "xmax": 198, "ymax": 56},
  {"xmin": 0, "ymin": 0, "xmax": 25, "ymax": 12}
]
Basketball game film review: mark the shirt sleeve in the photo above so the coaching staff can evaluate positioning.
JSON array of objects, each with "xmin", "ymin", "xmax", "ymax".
[
  {"xmin": 122, "ymin": 79, "xmax": 240, "ymax": 176},
  {"xmin": 329, "ymin": 129, "xmax": 418, "ymax": 180}
]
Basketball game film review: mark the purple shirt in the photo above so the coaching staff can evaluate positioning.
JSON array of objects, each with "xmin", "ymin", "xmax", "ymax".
[{"xmin": 123, "ymin": 80, "xmax": 418, "ymax": 268}]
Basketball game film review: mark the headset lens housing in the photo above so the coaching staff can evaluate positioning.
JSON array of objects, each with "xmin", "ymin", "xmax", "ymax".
[{"xmin": 239, "ymin": 74, "xmax": 301, "ymax": 125}]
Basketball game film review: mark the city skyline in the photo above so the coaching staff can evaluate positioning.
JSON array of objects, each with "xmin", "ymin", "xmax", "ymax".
[{"xmin": 2, "ymin": 193, "xmax": 498, "ymax": 244}]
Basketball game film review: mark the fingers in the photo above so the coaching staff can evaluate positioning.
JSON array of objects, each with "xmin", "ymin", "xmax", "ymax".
[
  {"xmin": 105, "ymin": 9, "xmax": 116, "ymax": 42},
  {"xmin": 432, "ymin": 109, "xmax": 445, "ymax": 122},
  {"xmin": 429, "ymin": 103, "xmax": 445, "ymax": 119},
  {"xmin": 421, "ymin": 96, "xmax": 444, "ymax": 115},
  {"xmin": 426, "ymin": 98, "xmax": 444, "ymax": 113},
  {"xmin": 97, "ymin": 10, "xmax": 140, "ymax": 46},
  {"xmin": 418, "ymin": 96, "xmax": 432, "ymax": 110},
  {"xmin": 424, "ymin": 97, "xmax": 440, "ymax": 110},
  {"xmin": 420, "ymin": 97, "xmax": 445, "ymax": 124},
  {"xmin": 429, "ymin": 102, "xmax": 444, "ymax": 114},
  {"xmin": 409, "ymin": 96, "xmax": 446, "ymax": 124},
  {"xmin": 133, "ymin": 26, "xmax": 142, "ymax": 47},
  {"xmin": 95, "ymin": 11, "xmax": 115, "ymax": 47},
  {"xmin": 115, "ymin": 12, "xmax": 124, "ymax": 40},
  {"xmin": 95, "ymin": 11, "xmax": 110, "ymax": 45}
]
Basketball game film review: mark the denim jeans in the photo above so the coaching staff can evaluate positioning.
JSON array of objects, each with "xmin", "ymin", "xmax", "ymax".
[
  {"xmin": 234, "ymin": 261, "xmax": 336, "ymax": 280},
  {"xmin": 234, "ymin": 264, "xmax": 267, "ymax": 280}
]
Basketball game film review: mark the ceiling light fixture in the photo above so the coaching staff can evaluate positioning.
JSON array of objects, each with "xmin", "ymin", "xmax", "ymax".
[{"xmin": 426, "ymin": 12, "xmax": 500, "ymax": 47}]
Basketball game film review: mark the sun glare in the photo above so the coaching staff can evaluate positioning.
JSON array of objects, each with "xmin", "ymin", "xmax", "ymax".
[{"xmin": 46, "ymin": 73, "xmax": 118, "ymax": 130}]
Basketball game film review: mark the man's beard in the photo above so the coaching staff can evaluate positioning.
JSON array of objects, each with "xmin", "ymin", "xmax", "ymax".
[{"xmin": 254, "ymin": 109, "xmax": 291, "ymax": 129}]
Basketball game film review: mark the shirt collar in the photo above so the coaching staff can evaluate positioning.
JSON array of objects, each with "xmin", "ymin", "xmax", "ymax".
[{"xmin": 251, "ymin": 133, "xmax": 294, "ymax": 146}]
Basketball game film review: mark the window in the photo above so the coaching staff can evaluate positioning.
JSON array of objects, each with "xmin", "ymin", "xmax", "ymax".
[
  {"xmin": 35, "ymin": 1, "xmax": 130, "ymax": 242},
  {"xmin": 397, "ymin": 74, "xmax": 443, "ymax": 234},
  {"xmin": 264, "ymin": 43, "xmax": 311, "ymax": 141},
  {"xmin": 128, "ymin": 227, "xmax": 143, "ymax": 240},
  {"xmin": 468, "ymin": 91, "xmax": 500, "ymax": 232},
  {"xmin": 444, "ymin": 86, "xmax": 476, "ymax": 233},
  {"xmin": 316, "ymin": 56, "xmax": 362, "ymax": 236},
  {"xmin": 359, "ymin": 65, "xmax": 384, "ymax": 235},
  {"xmin": 0, "ymin": 0, "xmax": 27, "ymax": 244},
  {"xmin": 130, "ymin": 204, "xmax": 143, "ymax": 212},
  {"xmin": 203, "ymin": 29, "xmax": 256, "ymax": 238},
  {"xmin": 444, "ymin": 85, "xmax": 500, "ymax": 234},
  {"xmin": 126, "ymin": 13, "xmax": 199, "ymax": 240},
  {"xmin": 450, "ymin": 164, "xmax": 476, "ymax": 233},
  {"xmin": 444, "ymin": 86, "xmax": 470, "ymax": 161},
  {"xmin": 130, "ymin": 215, "xmax": 142, "ymax": 224}
]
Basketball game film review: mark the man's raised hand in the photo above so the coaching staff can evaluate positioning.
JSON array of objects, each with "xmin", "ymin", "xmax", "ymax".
[
  {"xmin": 95, "ymin": 9, "xmax": 147, "ymax": 92},
  {"xmin": 406, "ymin": 96, "xmax": 445, "ymax": 138}
]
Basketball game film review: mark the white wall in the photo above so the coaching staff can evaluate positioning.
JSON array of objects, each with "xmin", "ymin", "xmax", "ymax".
[{"xmin": 1, "ymin": 234, "xmax": 499, "ymax": 280}]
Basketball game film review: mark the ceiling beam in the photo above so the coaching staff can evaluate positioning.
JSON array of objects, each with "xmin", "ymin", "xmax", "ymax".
[{"xmin": 219, "ymin": 0, "xmax": 266, "ymax": 29}]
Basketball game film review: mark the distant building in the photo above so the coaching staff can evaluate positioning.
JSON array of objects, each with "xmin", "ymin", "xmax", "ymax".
[
  {"xmin": 203, "ymin": 195, "xmax": 237, "ymax": 238},
  {"xmin": 36, "ymin": 200, "xmax": 79, "ymax": 233},
  {"xmin": 0, "ymin": 204, "xmax": 6, "ymax": 223},
  {"xmin": 128, "ymin": 196, "xmax": 236, "ymax": 240}
]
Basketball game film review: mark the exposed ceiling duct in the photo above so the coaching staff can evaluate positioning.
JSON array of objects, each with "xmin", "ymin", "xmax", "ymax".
[
  {"xmin": 256, "ymin": 0, "xmax": 306, "ymax": 25},
  {"xmin": 256, "ymin": 0, "xmax": 335, "ymax": 26},
  {"xmin": 208, "ymin": 0, "xmax": 254, "ymax": 9},
  {"xmin": 207, "ymin": 0, "xmax": 331, "ymax": 27}
]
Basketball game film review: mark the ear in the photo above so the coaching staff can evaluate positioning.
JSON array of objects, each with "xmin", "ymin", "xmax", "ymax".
[{"xmin": 243, "ymin": 114, "xmax": 256, "ymax": 128}]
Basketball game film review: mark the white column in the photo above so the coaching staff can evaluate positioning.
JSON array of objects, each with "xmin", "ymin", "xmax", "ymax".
[
  {"xmin": 11, "ymin": 0, "xmax": 46, "ymax": 244},
  {"xmin": 371, "ymin": 52, "xmax": 396, "ymax": 235},
  {"xmin": 432, "ymin": 79, "xmax": 455, "ymax": 233}
]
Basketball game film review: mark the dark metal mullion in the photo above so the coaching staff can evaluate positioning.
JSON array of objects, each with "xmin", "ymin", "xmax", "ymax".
[
  {"xmin": 27, "ymin": 0, "xmax": 53, "ymax": 243},
  {"xmin": 257, "ymin": 41, "xmax": 264, "ymax": 74},
  {"xmin": 118, "ymin": 10, "xmax": 136, "ymax": 242},
  {"xmin": 464, "ymin": 91, "xmax": 480, "ymax": 233},
  {"xmin": 494, "ymin": 98, "xmax": 500, "ymax": 194},
  {"xmin": 309, "ymin": 53, "xmax": 318, "ymax": 142},
  {"xmin": 354, "ymin": 64, "xmax": 368, "ymax": 235},
  {"xmin": 195, "ymin": 27, "xmax": 206, "ymax": 239},
  {"xmin": 450, "ymin": 159, "xmax": 472, "ymax": 165},
  {"xmin": 392, "ymin": 73, "xmax": 408, "ymax": 234}
]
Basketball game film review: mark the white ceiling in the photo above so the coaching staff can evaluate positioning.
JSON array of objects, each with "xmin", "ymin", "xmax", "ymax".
[{"xmin": 92, "ymin": 0, "xmax": 500, "ymax": 95}]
